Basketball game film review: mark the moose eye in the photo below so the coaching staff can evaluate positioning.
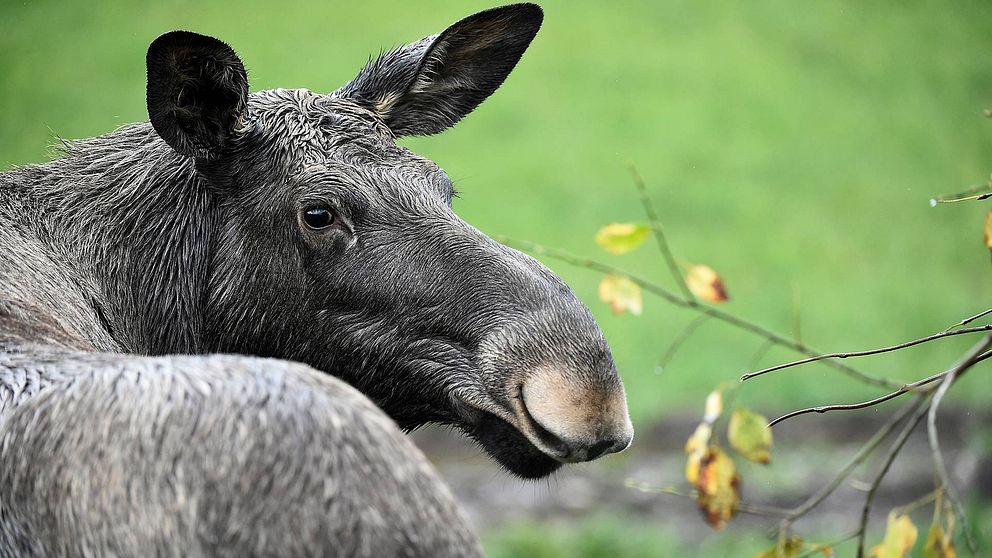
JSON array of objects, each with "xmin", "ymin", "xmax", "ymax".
[{"xmin": 302, "ymin": 206, "xmax": 335, "ymax": 230}]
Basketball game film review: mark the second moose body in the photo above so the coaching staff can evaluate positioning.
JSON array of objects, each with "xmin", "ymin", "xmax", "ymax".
[{"xmin": 0, "ymin": 3, "xmax": 632, "ymax": 555}]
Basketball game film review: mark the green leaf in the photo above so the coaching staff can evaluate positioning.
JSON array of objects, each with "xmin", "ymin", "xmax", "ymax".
[
  {"xmin": 595, "ymin": 223, "xmax": 651, "ymax": 254},
  {"xmin": 728, "ymin": 408, "xmax": 773, "ymax": 464}
]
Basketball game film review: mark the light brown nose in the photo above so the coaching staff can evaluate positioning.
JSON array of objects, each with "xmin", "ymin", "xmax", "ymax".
[{"xmin": 516, "ymin": 366, "xmax": 634, "ymax": 463}]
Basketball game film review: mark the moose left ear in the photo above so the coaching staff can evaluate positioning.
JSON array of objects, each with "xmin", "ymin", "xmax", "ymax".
[
  {"xmin": 146, "ymin": 31, "xmax": 249, "ymax": 159},
  {"xmin": 334, "ymin": 3, "xmax": 543, "ymax": 137}
]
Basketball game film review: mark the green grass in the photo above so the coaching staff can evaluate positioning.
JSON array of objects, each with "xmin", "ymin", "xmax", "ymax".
[
  {"xmin": 483, "ymin": 515, "xmax": 859, "ymax": 558},
  {"xmin": 484, "ymin": 516, "xmax": 770, "ymax": 558},
  {"xmin": 3, "ymin": 2, "xmax": 991, "ymax": 553}
]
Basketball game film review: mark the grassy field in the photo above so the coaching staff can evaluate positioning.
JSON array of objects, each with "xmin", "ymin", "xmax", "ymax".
[{"xmin": 3, "ymin": 0, "xmax": 991, "ymax": 554}]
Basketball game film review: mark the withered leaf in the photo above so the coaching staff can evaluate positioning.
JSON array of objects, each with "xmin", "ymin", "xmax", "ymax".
[
  {"xmin": 684, "ymin": 264, "xmax": 729, "ymax": 303},
  {"xmin": 598, "ymin": 274, "xmax": 642, "ymax": 315},
  {"xmin": 984, "ymin": 209, "xmax": 992, "ymax": 261},
  {"xmin": 694, "ymin": 445, "xmax": 740, "ymax": 530},
  {"xmin": 755, "ymin": 535, "xmax": 804, "ymax": 558},
  {"xmin": 871, "ymin": 513, "xmax": 918, "ymax": 558},
  {"xmin": 684, "ymin": 422, "xmax": 712, "ymax": 484},
  {"xmin": 923, "ymin": 511, "xmax": 956, "ymax": 558},
  {"xmin": 704, "ymin": 389, "xmax": 723, "ymax": 424}
]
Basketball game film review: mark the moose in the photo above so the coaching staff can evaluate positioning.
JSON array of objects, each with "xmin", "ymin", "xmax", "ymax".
[{"xmin": 0, "ymin": 3, "xmax": 633, "ymax": 556}]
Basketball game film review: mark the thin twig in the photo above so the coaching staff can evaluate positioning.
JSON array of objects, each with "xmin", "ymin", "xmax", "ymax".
[
  {"xmin": 623, "ymin": 480, "xmax": 791, "ymax": 518},
  {"xmin": 855, "ymin": 399, "xmax": 932, "ymax": 558},
  {"xmin": 929, "ymin": 183, "xmax": 992, "ymax": 205},
  {"xmin": 628, "ymin": 165, "xmax": 694, "ymax": 301},
  {"xmin": 943, "ymin": 308, "xmax": 992, "ymax": 332},
  {"xmin": 781, "ymin": 396, "xmax": 925, "ymax": 524},
  {"xmin": 766, "ymin": 350, "xmax": 992, "ymax": 427},
  {"xmin": 792, "ymin": 530, "xmax": 861, "ymax": 558},
  {"xmin": 890, "ymin": 488, "xmax": 940, "ymax": 517},
  {"xmin": 742, "ymin": 324, "xmax": 992, "ymax": 382},
  {"xmin": 658, "ymin": 315, "xmax": 710, "ymax": 371},
  {"xmin": 747, "ymin": 339, "xmax": 775, "ymax": 372},
  {"xmin": 496, "ymin": 236, "xmax": 903, "ymax": 390},
  {"xmin": 792, "ymin": 283, "xmax": 802, "ymax": 345},
  {"xmin": 925, "ymin": 334, "xmax": 992, "ymax": 555}
]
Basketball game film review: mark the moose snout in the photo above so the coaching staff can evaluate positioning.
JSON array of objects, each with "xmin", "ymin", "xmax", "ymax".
[{"xmin": 515, "ymin": 366, "xmax": 634, "ymax": 463}]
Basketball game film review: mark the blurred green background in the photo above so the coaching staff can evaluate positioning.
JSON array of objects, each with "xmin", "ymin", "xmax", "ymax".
[{"xmin": 3, "ymin": 0, "xmax": 991, "ymax": 555}]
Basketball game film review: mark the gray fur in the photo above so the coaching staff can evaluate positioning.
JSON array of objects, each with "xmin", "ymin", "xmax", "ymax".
[
  {"xmin": 0, "ymin": 3, "xmax": 629, "ymax": 555},
  {"xmin": 0, "ymin": 348, "xmax": 480, "ymax": 557}
]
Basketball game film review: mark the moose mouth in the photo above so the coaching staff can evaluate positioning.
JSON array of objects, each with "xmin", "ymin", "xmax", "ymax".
[
  {"xmin": 466, "ymin": 410, "xmax": 563, "ymax": 479},
  {"xmin": 453, "ymin": 385, "xmax": 571, "ymax": 479}
]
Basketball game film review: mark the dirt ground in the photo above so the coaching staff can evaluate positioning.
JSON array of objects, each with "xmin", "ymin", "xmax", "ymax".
[{"xmin": 412, "ymin": 406, "xmax": 992, "ymax": 541}]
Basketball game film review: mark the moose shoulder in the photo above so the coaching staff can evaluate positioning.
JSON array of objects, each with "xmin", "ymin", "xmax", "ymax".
[{"xmin": 0, "ymin": 2, "xmax": 633, "ymax": 554}]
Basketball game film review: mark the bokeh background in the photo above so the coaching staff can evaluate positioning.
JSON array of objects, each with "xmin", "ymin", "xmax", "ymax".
[{"xmin": 3, "ymin": 0, "xmax": 991, "ymax": 555}]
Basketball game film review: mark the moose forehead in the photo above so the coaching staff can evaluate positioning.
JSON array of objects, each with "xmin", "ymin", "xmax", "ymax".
[{"xmin": 240, "ymin": 87, "xmax": 454, "ymax": 204}]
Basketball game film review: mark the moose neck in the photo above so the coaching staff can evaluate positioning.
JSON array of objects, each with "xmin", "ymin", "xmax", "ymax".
[{"xmin": 30, "ymin": 123, "xmax": 217, "ymax": 355}]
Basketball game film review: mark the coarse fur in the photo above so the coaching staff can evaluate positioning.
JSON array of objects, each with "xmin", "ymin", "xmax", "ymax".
[{"xmin": 0, "ymin": 3, "xmax": 632, "ymax": 555}]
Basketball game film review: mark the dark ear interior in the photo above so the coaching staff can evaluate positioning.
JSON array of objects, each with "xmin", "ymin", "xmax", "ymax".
[
  {"xmin": 146, "ymin": 31, "xmax": 249, "ymax": 159},
  {"xmin": 335, "ymin": 3, "xmax": 543, "ymax": 137}
]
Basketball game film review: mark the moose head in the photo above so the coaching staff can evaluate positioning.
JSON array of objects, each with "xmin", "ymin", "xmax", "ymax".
[{"xmin": 128, "ymin": 3, "xmax": 633, "ymax": 478}]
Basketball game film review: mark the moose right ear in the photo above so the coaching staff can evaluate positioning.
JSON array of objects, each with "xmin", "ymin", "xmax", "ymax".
[{"xmin": 146, "ymin": 31, "xmax": 249, "ymax": 159}]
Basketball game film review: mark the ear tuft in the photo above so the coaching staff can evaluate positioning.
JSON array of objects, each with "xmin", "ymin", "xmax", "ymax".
[
  {"xmin": 335, "ymin": 3, "xmax": 543, "ymax": 137},
  {"xmin": 146, "ymin": 31, "xmax": 249, "ymax": 159}
]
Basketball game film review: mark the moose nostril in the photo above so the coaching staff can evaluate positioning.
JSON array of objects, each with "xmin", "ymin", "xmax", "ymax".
[{"xmin": 585, "ymin": 438, "xmax": 615, "ymax": 461}]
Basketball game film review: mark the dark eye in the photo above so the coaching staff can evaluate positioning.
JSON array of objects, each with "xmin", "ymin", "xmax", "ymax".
[{"xmin": 302, "ymin": 206, "xmax": 335, "ymax": 230}]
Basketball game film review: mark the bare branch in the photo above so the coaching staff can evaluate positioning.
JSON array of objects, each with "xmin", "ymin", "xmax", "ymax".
[
  {"xmin": 943, "ymin": 307, "xmax": 992, "ymax": 332},
  {"xmin": 792, "ymin": 530, "xmax": 860, "ymax": 558},
  {"xmin": 747, "ymin": 339, "xmax": 775, "ymax": 372},
  {"xmin": 926, "ymin": 334, "xmax": 992, "ymax": 555},
  {"xmin": 657, "ymin": 315, "xmax": 710, "ymax": 371},
  {"xmin": 742, "ymin": 324, "xmax": 992, "ymax": 382},
  {"xmin": 781, "ymin": 396, "xmax": 926, "ymax": 523},
  {"xmin": 495, "ymin": 236, "xmax": 903, "ymax": 389},
  {"xmin": 766, "ymin": 349, "xmax": 992, "ymax": 427},
  {"xmin": 623, "ymin": 479, "xmax": 790, "ymax": 518},
  {"xmin": 628, "ymin": 165, "xmax": 694, "ymax": 301},
  {"xmin": 929, "ymin": 182, "xmax": 992, "ymax": 205},
  {"xmin": 855, "ymin": 399, "xmax": 932, "ymax": 558}
]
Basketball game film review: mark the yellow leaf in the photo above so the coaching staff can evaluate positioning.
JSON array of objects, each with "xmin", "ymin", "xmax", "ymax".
[
  {"xmin": 704, "ymin": 389, "xmax": 723, "ymax": 423},
  {"xmin": 755, "ymin": 536, "xmax": 804, "ymax": 558},
  {"xmin": 923, "ymin": 517, "xmax": 956, "ymax": 558},
  {"xmin": 694, "ymin": 445, "xmax": 740, "ymax": 530},
  {"xmin": 871, "ymin": 513, "xmax": 918, "ymax": 558},
  {"xmin": 595, "ymin": 223, "xmax": 651, "ymax": 254},
  {"xmin": 728, "ymin": 408, "xmax": 774, "ymax": 464},
  {"xmin": 598, "ymin": 275, "xmax": 642, "ymax": 315},
  {"xmin": 684, "ymin": 423, "xmax": 712, "ymax": 484},
  {"xmin": 984, "ymin": 209, "xmax": 992, "ymax": 259},
  {"xmin": 684, "ymin": 264, "xmax": 729, "ymax": 303}
]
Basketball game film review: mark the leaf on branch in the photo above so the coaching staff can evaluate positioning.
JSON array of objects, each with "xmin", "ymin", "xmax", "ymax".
[
  {"xmin": 923, "ymin": 511, "xmax": 956, "ymax": 558},
  {"xmin": 704, "ymin": 389, "xmax": 724, "ymax": 423},
  {"xmin": 755, "ymin": 535, "xmax": 805, "ymax": 558},
  {"xmin": 871, "ymin": 513, "xmax": 918, "ymax": 558},
  {"xmin": 598, "ymin": 274, "xmax": 642, "ymax": 315},
  {"xmin": 685, "ymin": 422, "xmax": 712, "ymax": 484},
  {"xmin": 595, "ymin": 222, "xmax": 651, "ymax": 254},
  {"xmin": 984, "ymin": 209, "xmax": 992, "ymax": 260},
  {"xmin": 694, "ymin": 445, "xmax": 740, "ymax": 530},
  {"xmin": 684, "ymin": 264, "xmax": 729, "ymax": 303},
  {"xmin": 728, "ymin": 408, "xmax": 773, "ymax": 464}
]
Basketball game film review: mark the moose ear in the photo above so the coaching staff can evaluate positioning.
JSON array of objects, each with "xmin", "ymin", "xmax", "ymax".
[
  {"xmin": 146, "ymin": 31, "xmax": 249, "ymax": 159},
  {"xmin": 334, "ymin": 3, "xmax": 543, "ymax": 137}
]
